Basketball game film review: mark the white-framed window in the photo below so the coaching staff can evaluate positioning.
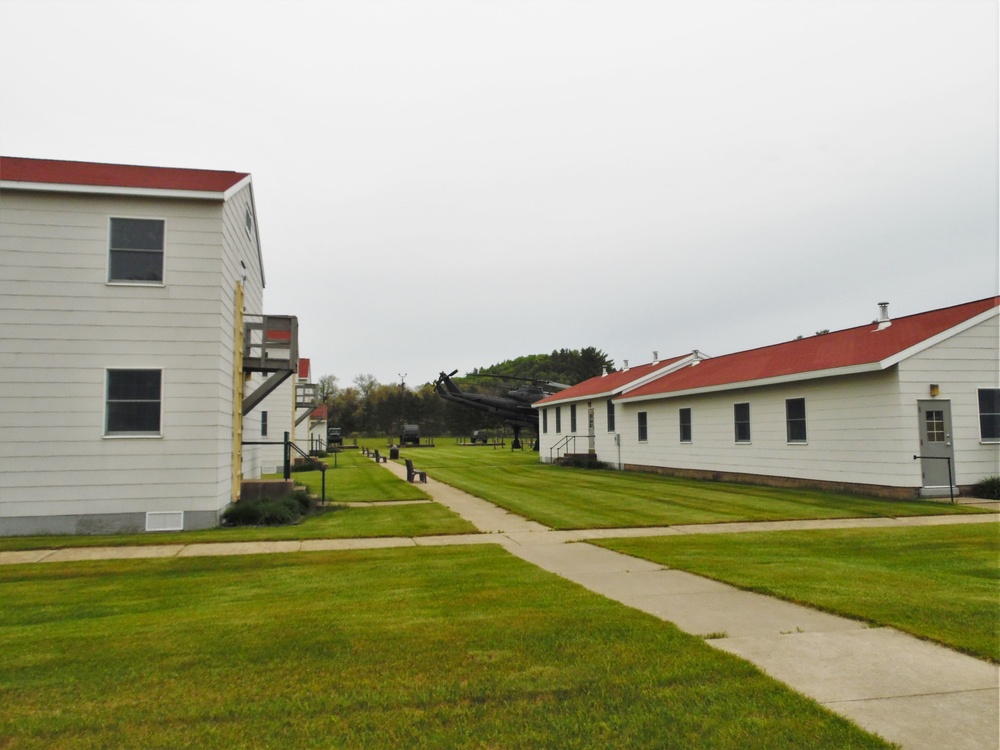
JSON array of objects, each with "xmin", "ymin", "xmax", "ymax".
[
  {"xmin": 786, "ymin": 398, "xmax": 807, "ymax": 443},
  {"xmin": 261, "ymin": 410, "xmax": 269, "ymax": 437},
  {"xmin": 607, "ymin": 399, "xmax": 615, "ymax": 432},
  {"xmin": 542, "ymin": 408, "xmax": 548, "ymax": 434},
  {"xmin": 638, "ymin": 411, "xmax": 648, "ymax": 442},
  {"xmin": 555, "ymin": 406, "xmax": 562, "ymax": 433},
  {"xmin": 679, "ymin": 407, "xmax": 692, "ymax": 443},
  {"xmin": 979, "ymin": 388, "xmax": 1000, "ymax": 442},
  {"xmin": 570, "ymin": 404, "xmax": 577, "ymax": 432},
  {"xmin": 105, "ymin": 369, "xmax": 162, "ymax": 436},
  {"xmin": 734, "ymin": 402, "xmax": 751, "ymax": 443},
  {"xmin": 108, "ymin": 217, "xmax": 164, "ymax": 283},
  {"xmin": 245, "ymin": 205, "xmax": 254, "ymax": 238}
]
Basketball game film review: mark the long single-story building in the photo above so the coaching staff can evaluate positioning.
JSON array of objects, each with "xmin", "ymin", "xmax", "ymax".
[{"xmin": 536, "ymin": 297, "xmax": 999, "ymax": 498}]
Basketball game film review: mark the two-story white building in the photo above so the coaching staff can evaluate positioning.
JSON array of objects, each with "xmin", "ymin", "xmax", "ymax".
[
  {"xmin": 0, "ymin": 156, "xmax": 299, "ymax": 535},
  {"xmin": 536, "ymin": 298, "xmax": 1000, "ymax": 499}
]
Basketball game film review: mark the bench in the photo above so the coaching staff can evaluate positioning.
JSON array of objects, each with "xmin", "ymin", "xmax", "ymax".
[
  {"xmin": 373, "ymin": 449, "xmax": 387, "ymax": 464},
  {"xmin": 405, "ymin": 458, "xmax": 427, "ymax": 483}
]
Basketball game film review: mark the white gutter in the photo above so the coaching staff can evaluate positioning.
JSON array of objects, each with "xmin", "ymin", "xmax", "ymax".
[{"xmin": 0, "ymin": 180, "xmax": 234, "ymax": 201}]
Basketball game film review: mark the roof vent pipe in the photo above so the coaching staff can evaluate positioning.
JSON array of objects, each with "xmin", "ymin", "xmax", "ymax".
[
  {"xmin": 623, "ymin": 359, "xmax": 629, "ymax": 370},
  {"xmin": 652, "ymin": 351, "xmax": 659, "ymax": 365},
  {"xmin": 601, "ymin": 366, "xmax": 607, "ymax": 377},
  {"xmin": 877, "ymin": 301, "xmax": 891, "ymax": 330}
]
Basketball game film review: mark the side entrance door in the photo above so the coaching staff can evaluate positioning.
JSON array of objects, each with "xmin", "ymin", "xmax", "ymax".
[{"xmin": 917, "ymin": 400, "xmax": 955, "ymax": 492}]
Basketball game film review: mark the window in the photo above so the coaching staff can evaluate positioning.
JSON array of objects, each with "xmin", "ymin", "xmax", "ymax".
[
  {"xmin": 638, "ymin": 411, "xmax": 648, "ymax": 442},
  {"xmin": 261, "ymin": 410, "xmax": 268, "ymax": 437},
  {"xmin": 106, "ymin": 369, "xmax": 161, "ymax": 435},
  {"xmin": 570, "ymin": 404, "xmax": 577, "ymax": 432},
  {"xmin": 786, "ymin": 398, "xmax": 807, "ymax": 443},
  {"xmin": 607, "ymin": 399, "xmax": 616, "ymax": 432},
  {"xmin": 925, "ymin": 410, "xmax": 946, "ymax": 442},
  {"xmin": 980, "ymin": 389, "xmax": 1000, "ymax": 441},
  {"xmin": 734, "ymin": 402, "xmax": 751, "ymax": 442},
  {"xmin": 679, "ymin": 407, "xmax": 692, "ymax": 442},
  {"xmin": 555, "ymin": 406, "xmax": 562, "ymax": 433},
  {"xmin": 245, "ymin": 205, "xmax": 254, "ymax": 238},
  {"xmin": 109, "ymin": 218, "xmax": 164, "ymax": 283},
  {"xmin": 542, "ymin": 409, "xmax": 548, "ymax": 434}
]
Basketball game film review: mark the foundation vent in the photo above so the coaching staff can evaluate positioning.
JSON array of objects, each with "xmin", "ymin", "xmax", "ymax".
[{"xmin": 146, "ymin": 511, "xmax": 184, "ymax": 532}]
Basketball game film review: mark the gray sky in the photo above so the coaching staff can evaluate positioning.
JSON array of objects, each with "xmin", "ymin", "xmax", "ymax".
[{"xmin": 2, "ymin": 0, "xmax": 997, "ymax": 387}]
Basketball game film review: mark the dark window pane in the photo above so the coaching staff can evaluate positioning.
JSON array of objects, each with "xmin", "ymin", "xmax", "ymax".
[
  {"xmin": 106, "ymin": 370, "xmax": 161, "ymax": 434},
  {"xmin": 638, "ymin": 412, "xmax": 648, "ymax": 442},
  {"xmin": 979, "ymin": 389, "xmax": 1000, "ymax": 440},
  {"xmin": 979, "ymin": 389, "xmax": 1000, "ymax": 413},
  {"xmin": 111, "ymin": 218, "xmax": 164, "ymax": 250},
  {"xmin": 109, "ymin": 249, "xmax": 163, "ymax": 282},
  {"xmin": 734, "ymin": 403, "xmax": 750, "ymax": 442},
  {"xmin": 786, "ymin": 398, "xmax": 807, "ymax": 442},
  {"xmin": 107, "ymin": 401, "xmax": 160, "ymax": 433},
  {"xmin": 679, "ymin": 408, "xmax": 692, "ymax": 442},
  {"xmin": 607, "ymin": 400, "xmax": 615, "ymax": 432},
  {"xmin": 108, "ymin": 370, "xmax": 161, "ymax": 400}
]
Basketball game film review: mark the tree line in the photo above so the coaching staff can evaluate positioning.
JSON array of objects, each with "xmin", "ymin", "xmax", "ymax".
[{"xmin": 316, "ymin": 347, "xmax": 615, "ymax": 439}]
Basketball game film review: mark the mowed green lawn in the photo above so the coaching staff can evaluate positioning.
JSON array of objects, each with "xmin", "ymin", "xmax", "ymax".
[
  {"xmin": 598, "ymin": 523, "xmax": 1000, "ymax": 662},
  {"xmin": 273, "ymin": 447, "xmax": 430, "ymax": 502},
  {"xmin": 1, "ymin": 450, "xmax": 474, "ymax": 552},
  {"xmin": 0, "ymin": 546, "xmax": 892, "ymax": 749},
  {"xmin": 406, "ymin": 443, "xmax": 984, "ymax": 529}
]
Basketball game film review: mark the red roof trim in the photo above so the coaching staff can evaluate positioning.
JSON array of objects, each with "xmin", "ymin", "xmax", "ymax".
[
  {"xmin": 0, "ymin": 156, "xmax": 249, "ymax": 193},
  {"xmin": 623, "ymin": 297, "xmax": 999, "ymax": 400},
  {"xmin": 535, "ymin": 354, "xmax": 689, "ymax": 406}
]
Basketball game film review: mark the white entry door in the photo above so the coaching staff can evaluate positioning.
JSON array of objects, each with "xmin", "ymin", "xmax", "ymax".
[{"xmin": 917, "ymin": 400, "xmax": 955, "ymax": 492}]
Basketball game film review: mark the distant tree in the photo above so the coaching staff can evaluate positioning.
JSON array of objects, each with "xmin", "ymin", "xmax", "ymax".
[{"xmin": 316, "ymin": 374, "xmax": 339, "ymax": 404}]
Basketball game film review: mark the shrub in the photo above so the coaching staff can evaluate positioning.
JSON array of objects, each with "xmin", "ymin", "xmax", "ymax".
[
  {"xmin": 563, "ymin": 453, "xmax": 612, "ymax": 470},
  {"xmin": 970, "ymin": 476, "xmax": 1000, "ymax": 500},
  {"xmin": 222, "ymin": 491, "xmax": 315, "ymax": 527}
]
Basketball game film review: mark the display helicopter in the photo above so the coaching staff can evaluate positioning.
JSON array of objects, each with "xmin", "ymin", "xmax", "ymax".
[{"xmin": 432, "ymin": 369, "xmax": 570, "ymax": 449}]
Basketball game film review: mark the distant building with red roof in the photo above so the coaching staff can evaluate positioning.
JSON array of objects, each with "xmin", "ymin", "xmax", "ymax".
[
  {"xmin": 536, "ymin": 298, "xmax": 999, "ymax": 498},
  {"xmin": 0, "ymin": 156, "xmax": 300, "ymax": 536}
]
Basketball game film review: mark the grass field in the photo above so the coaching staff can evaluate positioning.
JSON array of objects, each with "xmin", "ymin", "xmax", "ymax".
[
  {"xmin": 0, "ymin": 546, "xmax": 893, "ymax": 749},
  {"xmin": 597, "ymin": 523, "xmax": 1000, "ymax": 662},
  {"xmin": 401, "ymin": 442, "xmax": 984, "ymax": 529}
]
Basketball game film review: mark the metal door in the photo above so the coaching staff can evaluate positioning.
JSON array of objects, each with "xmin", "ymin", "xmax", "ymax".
[
  {"xmin": 917, "ymin": 400, "xmax": 954, "ymax": 490},
  {"xmin": 588, "ymin": 408, "xmax": 596, "ymax": 453}
]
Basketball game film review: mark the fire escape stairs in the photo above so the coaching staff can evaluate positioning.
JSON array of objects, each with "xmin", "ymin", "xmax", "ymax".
[
  {"xmin": 241, "ymin": 315, "xmax": 299, "ymax": 416},
  {"xmin": 295, "ymin": 381, "xmax": 318, "ymax": 426}
]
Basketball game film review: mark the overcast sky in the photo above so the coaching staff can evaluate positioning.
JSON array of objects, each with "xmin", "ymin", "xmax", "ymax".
[{"xmin": 2, "ymin": 0, "xmax": 997, "ymax": 387}]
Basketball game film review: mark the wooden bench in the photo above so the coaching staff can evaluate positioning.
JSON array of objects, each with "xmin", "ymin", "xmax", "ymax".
[
  {"xmin": 405, "ymin": 458, "xmax": 427, "ymax": 483},
  {"xmin": 372, "ymin": 449, "xmax": 387, "ymax": 464}
]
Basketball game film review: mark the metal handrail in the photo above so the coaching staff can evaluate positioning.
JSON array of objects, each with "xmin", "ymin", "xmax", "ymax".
[{"xmin": 549, "ymin": 434, "xmax": 578, "ymax": 463}]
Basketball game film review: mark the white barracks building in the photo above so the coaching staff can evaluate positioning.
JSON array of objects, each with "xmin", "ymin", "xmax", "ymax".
[
  {"xmin": 536, "ymin": 297, "xmax": 1000, "ymax": 499},
  {"xmin": 0, "ymin": 157, "xmax": 300, "ymax": 535}
]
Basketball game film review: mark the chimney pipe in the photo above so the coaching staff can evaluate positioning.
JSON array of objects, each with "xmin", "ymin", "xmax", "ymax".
[
  {"xmin": 877, "ymin": 301, "xmax": 891, "ymax": 330},
  {"xmin": 652, "ymin": 351, "xmax": 659, "ymax": 364}
]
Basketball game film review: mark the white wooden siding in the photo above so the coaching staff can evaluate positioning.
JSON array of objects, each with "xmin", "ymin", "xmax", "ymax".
[
  {"xmin": 897, "ymin": 314, "xmax": 1000, "ymax": 484},
  {"xmin": 0, "ymin": 185, "xmax": 266, "ymax": 532}
]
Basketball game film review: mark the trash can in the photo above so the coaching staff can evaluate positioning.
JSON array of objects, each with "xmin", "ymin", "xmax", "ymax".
[{"xmin": 389, "ymin": 446, "xmax": 399, "ymax": 460}]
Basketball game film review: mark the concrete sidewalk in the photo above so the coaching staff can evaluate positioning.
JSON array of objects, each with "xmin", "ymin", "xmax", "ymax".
[
  {"xmin": 3, "ymin": 462, "xmax": 998, "ymax": 749},
  {"xmin": 380, "ymin": 463, "xmax": 999, "ymax": 750}
]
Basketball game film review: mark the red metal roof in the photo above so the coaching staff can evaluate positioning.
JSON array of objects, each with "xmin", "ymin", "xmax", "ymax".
[
  {"xmin": 535, "ymin": 354, "xmax": 689, "ymax": 406},
  {"xmin": 0, "ymin": 156, "xmax": 249, "ymax": 193},
  {"xmin": 623, "ymin": 297, "xmax": 999, "ymax": 400}
]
